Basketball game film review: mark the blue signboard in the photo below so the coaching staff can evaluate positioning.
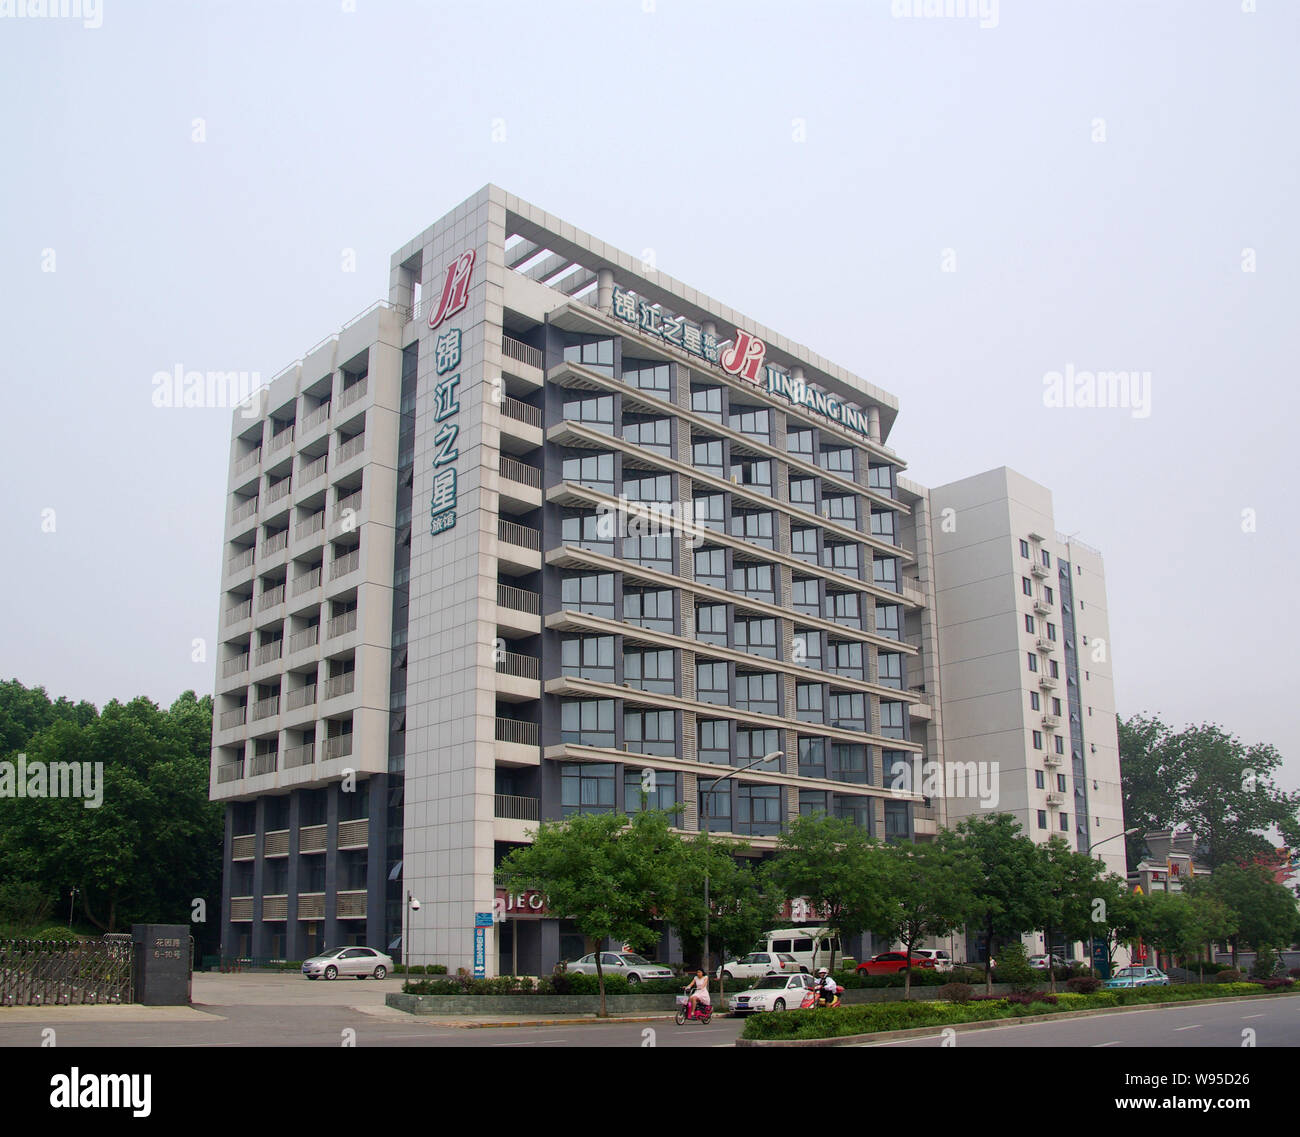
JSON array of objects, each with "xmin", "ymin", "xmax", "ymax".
[
  {"xmin": 473, "ymin": 927, "xmax": 486, "ymax": 978},
  {"xmin": 1090, "ymin": 938, "xmax": 1111, "ymax": 980},
  {"xmin": 474, "ymin": 912, "xmax": 494, "ymax": 927}
]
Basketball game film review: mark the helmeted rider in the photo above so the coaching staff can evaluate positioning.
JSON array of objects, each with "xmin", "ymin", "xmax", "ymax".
[{"xmin": 815, "ymin": 967, "xmax": 838, "ymax": 1006}]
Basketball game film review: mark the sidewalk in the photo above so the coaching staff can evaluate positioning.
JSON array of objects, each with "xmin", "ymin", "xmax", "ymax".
[{"xmin": 360, "ymin": 1003, "xmax": 677, "ymax": 1029}]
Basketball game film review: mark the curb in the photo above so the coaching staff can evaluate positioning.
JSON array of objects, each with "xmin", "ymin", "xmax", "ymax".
[
  {"xmin": 734, "ymin": 990, "xmax": 1300, "ymax": 1047},
  {"xmin": 456, "ymin": 1014, "xmax": 674, "ymax": 1029}
]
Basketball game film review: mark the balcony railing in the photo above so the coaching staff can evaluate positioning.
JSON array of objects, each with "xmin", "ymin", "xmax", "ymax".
[
  {"xmin": 258, "ymin": 584, "xmax": 285, "ymax": 610},
  {"xmin": 289, "ymin": 625, "xmax": 320, "ymax": 653},
  {"xmin": 339, "ymin": 376, "xmax": 369, "ymax": 409},
  {"xmin": 502, "ymin": 335, "xmax": 543, "ymax": 371},
  {"xmin": 263, "ymin": 894, "xmax": 288, "ymax": 920},
  {"xmin": 222, "ymin": 653, "xmax": 250, "ymax": 678},
  {"xmin": 217, "ymin": 760, "xmax": 245, "ymax": 784},
  {"xmin": 337, "ymin": 434, "xmax": 366, "ymax": 464},
  {"xmin": 494, "ymin": 793, "xmax": 539, "ymax": 821},
  {"xmin": 231, "ymin": 497, "xmax": 259, "ymax": 524},
  {"xmin": 498, "ymin": 519, "xmax": 540, "ymax": 551},
  {"xmin": 337, "ymin": 818, "xmax": 369, "ymax": 849},
  {"xmin": 286, "ymin": 683, "xmax": 316, "ymax": 710},
  {"xmin": 302, "ymin": 402, "xmax": 331, "ymax": 431},
  {"xmin": 293, "ymin": 567, "xmax": 322, "ymax": 594},
  {"xmin": 334, "ymin": 489, "xmax": 362, "ymax": 519},
  {"xmin": 323, "ymin": 735, "xmax": 354, "ymax": 760},
  {"xmin": 252, "ymin": 695, "xmax": 280, "ymax": 720},
  {"xmin": 330, "ymin": 549, "xmax": 361, "ymax": 579},
  {"xmin": 219, "ymin": 706, "xmax": 247, "ymax": 731},
  {"xmin": 296, "ymin": 512, "xmax": 326, "ymax": 540},
  {"xmin": 337, "ymin": 890, "xmax": 367, "ymax": 919},
  {"xmin": 499, "ymin": 455, "xmax": 541, "ymax": 489},
  {"xmin": 299, "ymin": 824, "xmax": 327, "ymax": 853},
  {"xmin": 496, "ymin": 651, "xmax": 540, "ymax": 680},
  {"xmin": 284, "ymin": 742, "xmax": 315, "ymax": 768},
  {"xmin": 327, "ymin": 610, "xmax": 358, "ymax": 639},
  {"xmin": 230, "ymin": 897, "xmax": 253, "ymax": 921},
  {"xmin": 268, "ymin": 426, "xmax": 295, "ymax": 453},
  {"xmin": 225, "ymin": 600, "xmax": 252, "ymax": 627},
  {"xmin": 324, "ymin": 673, "xmax": 356, "ymax": 700},
  {"xmin": 231, "ymin": 833, "xmax": 255, "ymax": 859},
  {"xmin": 501, "ymin": 395, "xmax": 542, "ymax": 429},
  {"xmin": 264, "ymin": 530, "xmax": 289, "ymax": 556},
  {"xmin": 299, "ymin": 454, "xmax": 327, "ymax": 485},
  {"xmin": 297, "ymin": 893, "xmax": 325, "ymax": 919},
  {"xmin": 495, "ymin": 718, "xmax": 538, "ymax": 747},
  {"xmin": 250, "ymin": 752, "xmax": 278, "ymax": 777},
  {"xmin": 227, "ymin": 547, "xmax": 255, "ymax": 573},
  {"xmin": 235, "ymin": 449, "xmax": 261, "ymax": 475},
  {"xmin": 254, "ymin": 640, "xmax": 283, "ymax": 667},
  {"xmin": 267, "ymin": 478, "xmax": 292, "ymax": 504},
  {"xmin": 496, "ymin": 582, "xmax": 540, "ymax": 614}
]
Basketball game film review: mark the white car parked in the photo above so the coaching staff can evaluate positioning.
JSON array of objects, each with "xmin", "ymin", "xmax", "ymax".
[
  {"xmin": 718, "ymin": 952, "xmax": 801, "ymax": 980},
  {"xmin": 301, "ymin": 946, "xmax": 393, "ymax": 980},
  {"xmin": 728, "ymin": 972, "xmax": 817, "ymax": 1015},
  {"xmin": 911, "ymin": 949, "xmax": 954, "ymax": 972},
  {"xmin": 565, "ymin": 952, "xmax": 675, "ymax": 984}
]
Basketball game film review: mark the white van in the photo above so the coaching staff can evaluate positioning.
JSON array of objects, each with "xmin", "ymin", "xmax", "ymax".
[{"xmin": 761, "ymin": 928, "xmax": 843, "ymax": 973}]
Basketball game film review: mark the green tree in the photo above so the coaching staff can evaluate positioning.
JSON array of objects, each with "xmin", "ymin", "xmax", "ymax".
[
  {"xmin": 497, "ymin": 810, "xmax": 668, "ymax": 1017},
  {"xmin": 951, "ymin": 814, "xmax": 1050, "ymax": 993},
  {"xmin": 1119, "ymin": 714, "xmax": 1300, "ymax": 870},
  {"xmin": 768, "ymin": 814, "xmax": 891, "ymax": 973},
  {"xmin": 873, "ymin": 834, "xmax": 976, "ymax": 998},
  {"xmin": 1197, "ymin": 862, "xmax": 1299, "ymax": 967},
  {"xmin": 1038, "ymin": 837, "xmax": 1107, "ymax": 990},
  {"xmin": 1083, "ymin": 875, "xmax": 1145, "ymax": 975}
]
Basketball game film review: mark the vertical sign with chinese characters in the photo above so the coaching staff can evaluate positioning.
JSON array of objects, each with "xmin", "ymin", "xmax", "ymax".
[
  {"xmin": 474, "ymin": 911, "xmax": 493, "ymax": 978},
  {"xmin": 429, "ymin": 325, "xmax": 462, "ymax": 536}
]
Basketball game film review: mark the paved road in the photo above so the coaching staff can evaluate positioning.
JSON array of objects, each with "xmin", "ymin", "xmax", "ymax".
[
  {"xmin": 0, "ymin": 973, "xmax": 745, "ymax": 1048},
  {"xmin": 863, "ymin": 996, "xmax": 1300, "ymax": 1047}
]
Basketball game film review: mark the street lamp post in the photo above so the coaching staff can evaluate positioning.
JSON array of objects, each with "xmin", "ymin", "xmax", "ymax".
[
  {"xmin": 1085, "ymin": 827, "xmax": 1141, "ymax": 975},
  {"xmin": 701, "ymin": 751, "xmax": 782, "ymax": 978},
  {"xmin": 67, "ymin": 886, "xmax": 78, "ymax": 930},
  {"xmin": 405, "ymin": 891, "xmax": 421, "ymax": 972}
]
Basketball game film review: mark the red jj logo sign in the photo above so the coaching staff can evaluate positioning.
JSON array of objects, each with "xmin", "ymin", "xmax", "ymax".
[
  {"xmin": 719, "ymin": 328, "xmax": 766, "ymax": 384},
  {"xmin": 427, "ymin": 249, "xmax": 476, "ymax": 329}
]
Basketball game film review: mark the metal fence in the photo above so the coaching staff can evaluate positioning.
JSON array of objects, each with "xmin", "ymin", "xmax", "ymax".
[{"xmin": 0, "ymin": 939, "xmax": 135, "ymax": 1006}]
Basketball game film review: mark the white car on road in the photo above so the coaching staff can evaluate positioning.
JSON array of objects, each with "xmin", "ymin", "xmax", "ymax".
[
  {"xmin": 728, "ymin": 973, "xmax": 816, "ymax": 1015},
  {"xmin": 718, "ymin": 952, "xmax": 800, "ymax": 980},
  {"xmin": 565, "ymin": 952, "xmax": 675, "ymax": 984},
  {"xmin": 302, "ymin": 946, "xmax": 393, "ymax": 980}
]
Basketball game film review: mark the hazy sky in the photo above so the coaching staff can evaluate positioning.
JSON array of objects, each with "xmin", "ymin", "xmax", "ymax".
[{"xmin": 1, "ymin": 0, "xmax": 1295, "ymax": 790}]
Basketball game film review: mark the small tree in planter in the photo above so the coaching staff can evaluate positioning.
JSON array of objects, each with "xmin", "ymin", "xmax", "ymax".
[{"xmin": 995, "ymin": 941, "xmax": 1037, "ymax": 993}]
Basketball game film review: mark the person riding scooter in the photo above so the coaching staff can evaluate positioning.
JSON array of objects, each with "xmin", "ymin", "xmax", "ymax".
[{"xmin": 814, "ymin": 967, "xmax": 840, "ymax": 1007}]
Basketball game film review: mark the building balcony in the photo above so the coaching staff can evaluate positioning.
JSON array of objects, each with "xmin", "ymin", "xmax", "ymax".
[
  {"xmin": 495, "ymin": 717, "xmax": 540, "ymax": 768},
  {"xmin": 231, "ymin": 833, "xmax": 255, "ymax": 860},
  {"xmin": 1031, "ymin": 562, "xmax": 1049, "ymax": 579},
  {"xmin": 498, "ymin": 454, "xmax": 543, "ymax": 512},
  {"xmin": 499, "ymin": 395, "xmax": 544, "ymax": 454},
  {"xmin": 252, "ymin": 695, "xmax": 280, "ymax": 721},
  {"xmin": 230, "ymin": 897, "xmax": 253, "ymax": 922},
  {"xmin": 234, "ymin": 448, "xmax": 261, "ymax": 477},
  {"xmin": 268, "ymin": 427, "xmax": 295, "ymax": 455},
  {"xmin": 231, "ymin": 497, "xmax": 259, "ymax": 525},
  {"xmin": 219, "ymin": 706, "xmax": 247, "ymax": 731},
  {"xmin": 299, "ymin": 453, "xmax": 327, "ymax": 488},
  {"xmin": 323, "ymin": 673, "xmax": 356, "ymax": 701},
  {"xmin": 1038, "ymin": 674, "xmax": 1058, "ymax": 690},
  {"xmin": 263, "ymin": 894, "xmax": 288, "ymax": 921},
  {"xmin": 300, "ymin": 825, "xmax": 327, "ymax": 854},
  {"xmin": 301, "ymin": 402, "xmax": 331, "ymax": 435},
  {"xmin": 1033, "ymin": 598, "xmax": 1051, "ymax": 615},
  {"xmin": 1046, "ymin": 792, "xmax": 1065, "ymax": 807},
  {"xmin": 292, "ymin": 566, "xmax": 322, "ymax": 595},
  {"xmin": 296, "ymin": 512, "xmax": 326, "ymax": 541},
  {"xmin": 907, "ymin": 698, "xmax": 933, "ymax": 722},
  {"xmin": 288, "ymin": 625, "xmax": 320, "ymax": 654},
  {"xmin": 496, "ymin": 582, "xmax": 542, "ymax": 637},
  {"xmin": 496, "ymin": 650, "xmax": 541, "ymax": 702},
  {"xmin": 1043, "ymin": 753, "xmax": 1063, "ymax": 768},
  {"xmin": 330, "ymin": 548, "xmax": 361, "ymax": 581},
  {"xmin": 337, "ymin": 818, "xmax": 369, "ymax": 850},
  {"xmin": 337, "ymin": 890, "xmax": 367, "ymax": 919},
  {"xmin": 284, "ymin": 741, "xmax": 315, "ymax": 769},
  {"xmin": 336, "ymin": 434, "xmax": 366, "ymax": 465},
  {"xmin": 494, "ymin": 793, "xmax": 540, "ymax": 843},
  {"xmin": 338, "ymin": 376, "xmax": 369, "ymax": 410},
  {"xmin": 1035, "ymin": 636, "xmax": 1053, "ymax": 653},
  {"xmin": 267, "ymin": 478, "xmax": 293, "ymax": 506},
  {"xmin": 502, "ymin": 333, "xmax": 544, "ymax": 375},
  {"xmin": 222, "ymin": 653, "xmax": 250, "ymax": 680},
  {"xmin": 217, "ymin": 759, "xmax": 245, "ymax": 784},
  {"xmin": 227, "ymin": 547, "xmax": 255, "ymax": 575},
  {"xmin": 297, "ymin": 893, "xmax": 325, "ymax": 920},
  {"xmin": 327, "ymin": 610, "xmax": 358, "ymax": 640},
  {"xmin": 285, "ymin": 683, "xmax": 316, "ymax": 712},
  {"xmin": 1041, "ymin": 713, "xmax": 1061, "ymax": 729},
  {"xmin": 264, "ymin": 829, "xmax": 289, "ymax": 857},
  {"xmin": 250, "ymin": 751, "xmax": 278, "ymax": 777},
  {"xmin": 254, "ymin": 640, "xmax": 283, "ymax": 668},
  {"xmin": 323, "ymin": 735, "xmax": 353, "ymax": 761},
  {"xmin": 334, "ymin": 489, "xmax": 363, "ymax": 521},
  {"xmin": 497, "ymin": 519, "xmax": 542, "ymax": 575}
]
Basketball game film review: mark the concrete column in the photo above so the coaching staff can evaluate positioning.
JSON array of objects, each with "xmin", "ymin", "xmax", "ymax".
[
  {"xmin": 324, "ymin": 784, "xmax": 340, "ymax": 949},
  {"xmin": 867, "ymin": 405, "xmax": 881, "ymax": 443},
  {"xmin": 596, "ymin": 267, "xmax": 614, "ymax": 313},
  {"xmin": 251, "ymin": 798, "xmax": 267, "ymax": 959},
  {"xmin": 285, "ymin": 791, "xmax": 302, "ymax": 959}
]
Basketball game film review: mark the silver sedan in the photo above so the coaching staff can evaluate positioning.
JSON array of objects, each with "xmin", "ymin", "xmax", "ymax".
[{"xmin": 302, "ymin": 946, "xmax": 393, "ymax": 980}]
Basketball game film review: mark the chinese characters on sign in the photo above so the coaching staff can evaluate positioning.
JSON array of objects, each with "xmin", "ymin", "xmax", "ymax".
[
  {"xmin": 429, "ymin": 325, "xmax": 462, "ymax": 537},
  {"xmin": 611, "ymin": 286, "xmax": 721, "ymax": 364}
]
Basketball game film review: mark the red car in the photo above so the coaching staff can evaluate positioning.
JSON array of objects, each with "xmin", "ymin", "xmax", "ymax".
[{"xmin": 856, "ymin": 952, "xmax": 937, "ymax": 975}]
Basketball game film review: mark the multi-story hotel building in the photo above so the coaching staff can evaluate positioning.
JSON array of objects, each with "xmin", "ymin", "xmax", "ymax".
[{"xmin": 209, "ymin": 186, "xmax": 1125, "ymax": 973}]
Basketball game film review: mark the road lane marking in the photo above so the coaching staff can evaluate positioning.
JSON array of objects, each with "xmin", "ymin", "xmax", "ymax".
[
  {"xmin": 1094, "ymin": 1041, "xmax": 1122, "ymax": 1047},
  {"xmin": 1242, "ymin": 1014, "xmax": 1265, "ymax": 1020},
  {"xmin": 1172, "ymin": 1025, "xmax": 1200, "ymax": 1031}
]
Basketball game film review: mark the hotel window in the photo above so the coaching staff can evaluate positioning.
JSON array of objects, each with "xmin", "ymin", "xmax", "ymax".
[
  {"xmin": 731, "ymin": 562, "xmax": 775, "ymax": 603},
  {"xmin": 561, "ymin": 635, "xmax": 614, "ymax": 682},
  {"xmin": 827, "ymin": 640, "xmax": 864, "ymax": 679},
  {"xmin": 870, "ymin": 509, "xmax": 896, "ymax": 541},
  {"xmin": 796, "ymin": 682, "xmax": 825, "ymax": 722},
  {"xmin": 1027, "ymin": 653, "xmax": 1038, "ymax": 673},
  {"xmin": 819, "ymin": 446, "xmax": 853, "ymax": 475},
  {"xmin": 621, "ymin": 526, "xmax": 672, "ymax": 571},
  {"xmin": 800, "ymin": 789, "xmax": 830, "ymax": 817},
  {"xmin": 624, "ymin": 588, "xmax": 674, "ymax": 632},
  {"xmin": 730, "ymin": 458, "xmax": 772, "ymax": 490},
  {"xmin": 791, "ymin": 527, "xmax": 819, "ymax": 563},
  {"xmin": 879, "ymin": 701, "xmax": 905, "ymax": 739},
  {"xmin": 622, "ymin": 414, "xmax": 672, "ymax": 456},
  {"xmin": 1057, "ymin": 773, "xmax": 1067, "ymax": 792},
  {"xmin": 792, "ymin": 577, "xmax": 820, "ymax": 616},
  {"xmin": 1047, "ymin": 622, "xmax": 1057, "ymax": 641},
  {"xmin": 828, "ymin": 691, "xmax": 866, "ymax": 731},
  {"xmin": 623, "ymin": 709, "xmax": 676, "ymax": 756},
  {"xmin": 1022, "ymin": 577, "xmax": 1033, "ymax": 596},
  {"xmin": 561, "ymin": 509, "xmax": 613, "ymax": 555},
  {"xmin": 1041, "ymin": 549, "xmax": 1052, "ymax": 568},
  {"xmin": 696, "ymin": 660, "xmax": 730, "ymax": 705},
  {"xmin": 1033, "ymin": 730, "xmax": 1043, "ymax": 749},
  {"xmin": 561, "ymin": 450, "xmax": 615, "ymax": 493},
  {"xmin": 867, "ymin": 464, "xmax": 893, "ymax": 495},
  {"xmin": 729, "ymin": 509, "xmax": 774, "ymax": 548},
  {"xmin": 831, "ymin": 743, "xmax": 869, "ymax": 784},
  {"xmin": 736, "ymin": 728, "xmax": 781, "ymax": 769},
  {"xmin": 1025, "ymin": 614, "xmax": 1035, "ymax": 633},
  {"xmin": 877, "ymin": 652, "xmax": 903, "ymax": 689},
  {"xmin": 622, "ymin": 358, "xmax": 670, "ymax": 393},
  {"xmin": 735, "ymin": 784, "xmax": 782, "ymax": 836},
  {"xmin": 698, "ymin": 719, "xmax": 730, "ymax": 765},
  {"xmin": 1049, "ymin": 659, "xmax": 1059, "ymax": 678},
  {"xmin": 1037, "ymin": 810, "xmax": 1047, "ymax": 830},
  {"xmin": 872, "ymin": 558, "xmax": 899, "ymax": 591},
  {"xmin": 562, "ymin": 336, "xmax": 615, "ymax": 376},
  {"xmin": 824, "ymin": 590, "xmax": 861, "ymax": 628},
  {"xmin": 561, "ymin": 571, "xmax": 614, "ymax": 617},
  {"xmin": 694, "ymin": 546, "xmax": 726, "ymax": 588},
  {"xmin": 691, "ymin": 384, "xmax": 723, "ymax": 423},
  {"xmin": 835, "ymin": 795, "xmax": 873, "ymax": 831},
  {"xmin": 623, "ymin": 471, "xmax": 672, "ymax": 503},
  {"xmin": 1020, "ymin": 539, "xmax": 1030, "ymax": 558},
  {"xmin": 733, "ymin": 617, "xmax": 778, "ymax": 658},
  {"xmin": 701, "ymin": 780, "xmax": 731, "ymax": 831},
  {"xmin": 734, "ymin": 671, "xmax": 779, "ymax": 715},
  {"xmin": 793, "ymin": 630, "xmax": 822, "ymax": 670},
  {"xmin": 692, "ymin": 493, "xmax": 725, "ymax": 532},
  {"xmin": 624, "ymin": 648, "xmax": 676, "ymax": 694},
  {"xmin": 692, "ymin": 437, "xmax": 724, "ymax": 476},
  {"xmin": 789, "ymin": 476, "xmax": 817, "ymax": 510},
  {"xmin": 562, "ymin": 390, "xmax": 614, "ymax": 433},
  {"xmin": 1060, "ymin": 812, "xmax": 1069, "ymax": 832},
  {"xmin": 625, "ymin": 768, "xmax": 677, "ymax": 811},
  {"xmin": 1044, "ymin": 585, "xmax": 1054, "ymax": 605},
  {"xmin": 874, "ymin": 604, "xmax": 901, "ymax": 640},
  {"xmin": 799, "ymin": 737, "xmax": 827, "ymax": 779},
  {"xmin": 884, "ymin": 801, "xmax": 909, "ymax": 843},
  {"xmin": 1054, "ymin": 735, "xmax": 1065, "ymax": 754},
  {"xmin": 1030, "ymin": 691, "xmax": 1041, "ymax": 711},
  {"xmin": 561, "ymin": 762, "xmax": 616, "ymax": 816},
  {"xmin": 821, "ymin": 540, "xmax": 860, "ymax": 578},
  {"xmin": 1051, "ymin": 696, "xmax": 1061, "ymax": 715},
  {"xmin": 820, "ymin": 493, "xmax": 857, "ymax": 525},
  {"xmin": 728, "ymin": 405, "xmax": 770, "ymax": 441},
  {"xmin": 560, "ymin": 699, "xmax": 615, "ymax": 748},
  {"xmin": 1035, "ymin": 770, "xmax": 1046, "ymax": 789},
  {"xmin": 787, "ymin": 428, "xmax": 814, "ymax": 457},
  {"xmin": 696, "ymin": 603, "xmax": 729, "ymax": 645}
]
